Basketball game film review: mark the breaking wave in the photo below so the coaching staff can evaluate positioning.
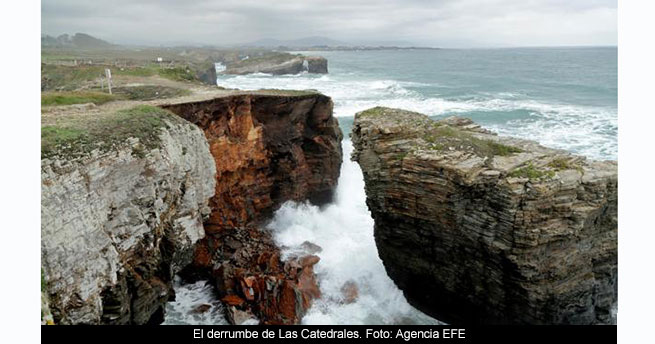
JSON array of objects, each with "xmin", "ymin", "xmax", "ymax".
[
  {"xmin": 217, "ymin": 73, "xmax": 616, "ymax": 160},
  {"xmin": 267, "ymin": 141, "xmax": 438, "ymax": 325},
  {"xmin": 163, "ymin": 277, "xmax": 229, "ymax": 325}
]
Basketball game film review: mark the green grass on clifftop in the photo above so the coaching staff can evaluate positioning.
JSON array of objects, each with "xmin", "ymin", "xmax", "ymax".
[
  {"xmin": 42, "ymin": 105, "xmax": 181, "ymax": 160},
  {"xmin": 424, "ymin": 126, "xmax": 522, "ymax": 157},
  {"xmin": 357, "ymin": 107, "xmax": 523, "ymax": 158},
  {"xmin": 111, "ymin": 85, "xmax": 191, "ymax": 100},
  {"xmin": 41, "ymin": 63, "xmax": 201, "ymax": 91},
  {"xmin": 41, "ymin": 91, "xmax": 120, "ymax": 106},
  {"xmin": 508, "ymin": 163, "xmax": 556, "ymax": 179}
]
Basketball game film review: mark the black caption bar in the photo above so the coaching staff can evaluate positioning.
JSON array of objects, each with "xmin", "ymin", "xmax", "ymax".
[{"xmin": 42, "ymin": 325, "xmax": 616, "ymax": 344}]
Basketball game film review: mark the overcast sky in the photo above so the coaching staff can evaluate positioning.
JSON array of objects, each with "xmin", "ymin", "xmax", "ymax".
[{"xmin": 41, "ymin": 0, "xmax": 617, "ymax": 48}]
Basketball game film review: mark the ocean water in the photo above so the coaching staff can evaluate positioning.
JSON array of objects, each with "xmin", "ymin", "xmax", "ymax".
[{"xmin": 164, "ymin": 47, "xmax": 617, "ymax": 325}]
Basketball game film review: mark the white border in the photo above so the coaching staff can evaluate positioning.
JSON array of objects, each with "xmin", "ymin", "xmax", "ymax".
[
  {"xmin": 0, "ymin": 0, "xmax": 41, "ymax": 342},
  {"xmin": 618, "ymin": 1, "xmax": 655, "ymax": 343},
  {"xmin": 3, "ymin": 1, "xmax": 652, "ymax": 343}
]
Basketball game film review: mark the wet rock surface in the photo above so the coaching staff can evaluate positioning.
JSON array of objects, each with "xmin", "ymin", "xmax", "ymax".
[
  {"xmin": 351, "ymin": 107, "xmax": 617, "ymax": 325},
  {"xmin": 187, "ymin": 227, "xmax": 322, "ymax": 324}
]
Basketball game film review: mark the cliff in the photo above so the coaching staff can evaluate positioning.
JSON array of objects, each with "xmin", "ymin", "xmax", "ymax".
[
  {"xmin": 41, "ymin": 106, "xmax": 216, "ymax": 324},
  {"xmin": 351, "ymin": 107, "xmax": 617, "ymax": 324},
  {"xmin": 41, "ymin": 91, "xmax": 343, "ymax": 325},
  {"xmin": 162, "ymin": 91, "xmax": 342, "ymax": 324},
  {"xmin": 224, "ymin": 54, "xmax": 328, "ymax": 75},
  {"xmin": 195, "ymin": 59, "xmax": 218, "ymax": 86}
]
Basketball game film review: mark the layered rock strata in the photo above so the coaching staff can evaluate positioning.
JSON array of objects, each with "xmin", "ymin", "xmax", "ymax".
[
  {"xmin": 351, "ymin": 107, "xmax": 617, "ymax": 325},
  {"xmin": 41, "ymin": 112, "xmax": 216, "ymax": 324},
  {"xmin": 162, "ymin": 92, "xmax": 342, "ymax": 324}
]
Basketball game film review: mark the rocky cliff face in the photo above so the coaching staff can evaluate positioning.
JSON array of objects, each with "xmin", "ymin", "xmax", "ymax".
[
  {"xmin": 41, "ymin": 112, "xmax": 216, "ymax": 324},
  {"xmin": 305, "ymin": 56, "xmax": 328, "ymax": 74},
  {"xmin": 162, "ymin": 92, "xmax": 342, "ymax": 324},
  {"xmin": 196, "ymin": 59, "xmax": 218, "ymax": 86},
  {"xmin": 351, "ymin": 107, "xmax": 617, "ymax": 325}
]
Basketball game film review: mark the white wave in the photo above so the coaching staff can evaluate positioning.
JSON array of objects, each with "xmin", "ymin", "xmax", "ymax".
[
  {"xmin": 163, "ymin": 277, "xmax": 228, "ymax": 325},
  {"xmin": 267, "ymin": 141, "xmax": 439, "ymax": 325},
  {"xmin": 218, "ymin": 72, "xmax": 616, "ymax": 160}
]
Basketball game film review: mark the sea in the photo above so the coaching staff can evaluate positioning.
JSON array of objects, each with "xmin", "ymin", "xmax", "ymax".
[{"xmin": 163, "ymin": 47, "xmax": 617, "ymax": 325}]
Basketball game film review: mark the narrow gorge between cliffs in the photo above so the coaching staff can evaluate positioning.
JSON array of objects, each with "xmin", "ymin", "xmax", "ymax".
[
  {"xmin": 159, "ymin": 94, "xmax": 436, "ymax": 325},
  {"xmin": 164, "ymin": 140, "xmax": 437, "ymax": 325}
]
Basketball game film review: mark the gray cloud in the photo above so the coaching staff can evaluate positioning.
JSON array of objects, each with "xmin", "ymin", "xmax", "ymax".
[{"xmin": 41, "ymin": 0, "xmax": 617, "ymax": 47}]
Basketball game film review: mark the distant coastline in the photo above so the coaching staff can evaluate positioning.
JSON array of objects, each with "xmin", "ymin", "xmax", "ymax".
[{"xmin": 274, "ymin": 46, "xmax": 441, "ymax": 52}]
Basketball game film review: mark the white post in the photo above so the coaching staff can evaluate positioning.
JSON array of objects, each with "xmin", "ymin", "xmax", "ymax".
[{"xmin": 105, "ymin": 68, "xmax": 112, "ymax": 94}]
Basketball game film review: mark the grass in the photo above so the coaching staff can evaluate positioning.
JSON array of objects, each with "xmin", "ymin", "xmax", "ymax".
[
  {"xmin": 157, "ymin": 66, "xmax": 197, "ymax": 81},
  {"xmin": 508, "ymin": 163, "xmax": 556, "ymax": 179},
  {"xmin": 41, "ymin": 91, "xmax": 120, "ymax": 106},
  {"xmin": 486, "ymin": 141, "xmax": 523, "ymax": 156},
  {"xmin": 424, "ymin": 126, "xmax": 522, "ymax": 157},
  {"xmin": 111, "ymin": 85, "xmax": 191, "ymax": 100},
  {"xmin": 41, "ymin": 127, "xmax": 87, "ymax": 153},
  {"xmin": 41, "ymin": 86, "xmax": 192, "ymax": 107},
  {"xmin": 358, "ymin": 106, "xmax": 388, "ymax": 118},
  {"xmin": 41, "ymin": 63, "xmax": 202, "ymax": 91},
  {"xmin": 113, "ymin": 64, "xmax": 199, "ymax": 82},
  {"xmin": 41, "ymin": 64, "xmax": 106, "ymax": 91},
  {"xmin": 358, "ymin": 106, "xmax": 523, "ymax": 158},
  {"xmin": 41, "ymin": 105, "xmax": 180, "ymax": 159},
  {"xmin": 547, "ymin": 157, "xmax": 584, "ymax": 172}
]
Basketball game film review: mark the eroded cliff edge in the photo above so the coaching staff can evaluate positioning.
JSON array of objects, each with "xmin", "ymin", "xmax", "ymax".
[
  {"xmin": 351, "ymin": 107, "xmax": 617, "ymax": 325},
  {"xmin": 41, "ymin": 91, "xmax": 343, "ymax": 325},
  {"xmin": 162, "ymin": 92, "xmax": 342, "ymax": 324}
]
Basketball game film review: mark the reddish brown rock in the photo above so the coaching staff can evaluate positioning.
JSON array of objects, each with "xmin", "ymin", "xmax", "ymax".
[
  {"xmin": 221, "ymin": 295, "xmax": 245, "ymax": 307},
  {"xmin": 163, "ymin": 92, "xmax": 342, "ymax": 325},
  {"xmin": 299, "ymin": 255, "xmax": 320, "ymax": 268},
  {"xmin": 190, "ymin": 304, "xmax": 212, "ymax": 314},
  {"xmin": 340, "ymin": 281, "xmax": 359, "ymax": 304},
  {"xmin": 162, "ymin": 92, "xmax": 343, "ymax": 234}
]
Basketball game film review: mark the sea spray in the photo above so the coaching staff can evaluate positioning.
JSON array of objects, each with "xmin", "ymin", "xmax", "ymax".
[
  {"xmin": 163, "ymin": 277, "xmax": 229, "ymax": 325},
  {"xmin": 267, "ymin": 141, "xmax": 438, "ymax": 325}
]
